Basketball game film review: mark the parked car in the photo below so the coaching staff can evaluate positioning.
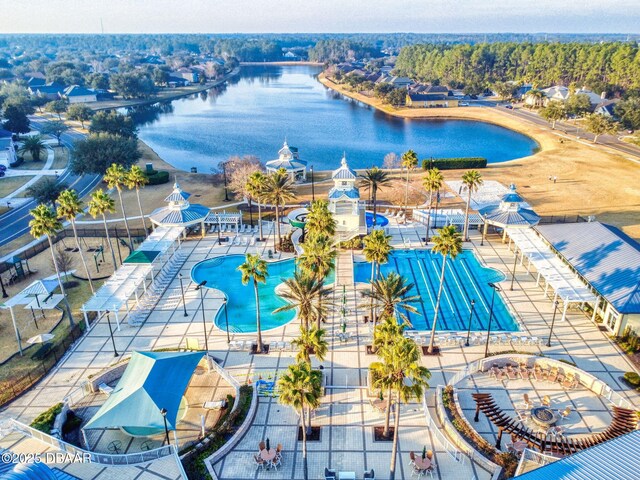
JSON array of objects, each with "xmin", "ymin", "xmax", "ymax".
[
  {"xmin": 0, "ymin": 165, "xmax": 7, "ymax": 172},
  {"xmin": 504, "ymin": 104, "xmax": 513, "ymax": 109},
  {"xmin": 459, "ymin": 102, "xmax": 469, "ymax": 106}
]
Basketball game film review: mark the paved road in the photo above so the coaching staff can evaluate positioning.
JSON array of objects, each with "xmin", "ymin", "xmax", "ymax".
[{"xmin": 0, "ymin": 120, "xmax": 102, "ymax": 247}]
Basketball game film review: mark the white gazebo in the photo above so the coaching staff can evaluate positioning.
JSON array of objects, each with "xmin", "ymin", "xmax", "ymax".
[
  {"xmin": 265, "ymin": 141, "xmax": 307, "ymax": 181},
  {"xmin": 479, "ymin": 184, "xmax": 540, "ymax": 244},
  {"xmin": 148, "ymin": 182, "xmax": 210, "ymax": 237}
]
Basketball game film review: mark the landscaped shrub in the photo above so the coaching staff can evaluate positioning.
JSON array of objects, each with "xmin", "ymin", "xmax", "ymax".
[
  {"xmin": 623, "ymin": 372, "xmax": 640, "ymax": 388},
  {"xmin": 340, "ymin": 235, "xmax": 363, "ymax": 250},
  {"xmin": 422, "ymin": 157, "xmax": 487, "ymax": 170},
  {"xmin": 30, "ymin": 403, "xmax": 63, "ymax": 433},
  {"xmin": 145, "ymin": 169, "xmax": 170, "ymax": 185},
  {"xmin": 617, "ymin": 327, "xmax": 640, "ymax": 354}
]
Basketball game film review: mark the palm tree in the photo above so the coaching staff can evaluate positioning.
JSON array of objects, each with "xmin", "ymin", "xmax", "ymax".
[
  {"xmin": 305, "ymin": 200, "xmax": 336, "ymax": 240},
  {"xmin": 247, "ymin": 171, "xmax": 268, "ymax": 241},
  {"xmin": 525, "ymin": 89, "xmax": 545, "ymax": 108},
  {"xmin": 401, "ymin": 149, "xmax": 419, "ymax": 208},
  {"xmin": 461, "ymin": 170, "xmax": 483, "ymax": 241},
  {"xmin": 29, "ymin": 204, "xmax": 74, "ymax": 326},
  {"xmin": 104, "ymin": 163, "xmax": 133, "ymax": 250},
  {"xmin": 291, "ymin": 324, "xmax": 328, "ymax": 364},
  {"xmin": 428, "ymin": 225, "xmax": 463, "ymax": 354},
  {"xmin": 278, "ymin": 361, "xmax": 323, "ymax": 480},
  {"xmin": 422, "ymin": 168, "xmax": 444, "ymax": 242},
  {"xmin": 370, "ymin": 338, "xmax": 430, "ymax": 479},
  {"xmin": 362, "ymin": 229, "xmax": 393, "ymax": 281},
  {"xmin": 125, "ymin": 165, "xmax": 149, "ymax": 233},
  {"xmin": 360, "ymin": 167, "xmax": 390, "ymax": 226},
  {"xmin": 296, "ymin": 233, "xmax": 336, "ymax": 282},
  {"xmin": 274, "ymin": 270, "xmax": 331, "ymax": 329},
  {"xmin": 238, "ymin": 254, "xmax": 268, "ymax": 353},
  {"xmin": 262, "ymin": 168, "xmax": 295, "ymax": 250},
  {"xmin": 56, "ymin": 189, "xmax": 94, "ymax": 293},
  {"xmin": 19, "ymin": 135, "xmax": 47, "ymax": 162},
  {"xmin": 88, "ymin": 189, "xmax": 118, "ymax": 269},
  {"xmin": 361, "ymin": 272, "xmax": 421, "ymax": 328}
]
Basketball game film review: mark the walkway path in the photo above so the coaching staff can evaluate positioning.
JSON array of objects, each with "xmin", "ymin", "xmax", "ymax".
[{"xmin": 335, "ymin": 251, "xmax": 354, "ymax": 286}]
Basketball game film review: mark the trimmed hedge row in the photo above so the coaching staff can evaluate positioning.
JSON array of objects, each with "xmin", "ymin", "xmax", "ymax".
[
  {"xmin": 422, "ymin": 157, "xmax": 487, "ymax": 170},
  {"xmin": 145, "ymin": 169, "xmax": 170, "ymax": 185}
]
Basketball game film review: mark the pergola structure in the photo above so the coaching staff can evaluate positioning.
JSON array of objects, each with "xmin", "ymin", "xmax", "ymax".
[
  {"xmin": 204, "ymin": 211, "xmax": 243, "ymax": 232},
  {"xmin": 81, "ymin": 227, "xmax": 184, "ymax": 329},
  {"xmin": 506, "ymin": 227, "xmax": 596, "ymax": 320},
  {"xmin": 0, "ymin": 279, "xmax": 63, "ymax": 355},
  {"xmin": 479, "ymin": 184, "xmax": 540, "ymax": 244},
  {"xmin": 148, "ymin": 182, "xmax": 210, "ymax": 237}
]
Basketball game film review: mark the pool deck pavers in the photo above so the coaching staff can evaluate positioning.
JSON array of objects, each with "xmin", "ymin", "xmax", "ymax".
[{"xmin": 0, "ymin": 220, "xmax": 639, "ymax": 480}]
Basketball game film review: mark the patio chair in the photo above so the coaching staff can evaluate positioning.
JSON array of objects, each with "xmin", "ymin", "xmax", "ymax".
[
  {"xmin": 258, "ymin": 441, "xmax": 266, "ymax": 451},
  {"xmin": 410, "ymin": 465, "xmax": 425, "ymax": 478},
  {"xmin": 276, "ymin": 443, "xmax": 283, "ymax": 460},
  {"xmin": 516, "ymin": 410, "xmax": 529, "ymax": 425},
  {"xmin": 558, "ymin": 406, "xmax": 571, "ymax": 421},
  {"xmin": 541, "ymin": 395, "xmax": 552, "ymax": 407},
  {"xmin": 520, "ymin": 393, "xmax": 534, "ymax": 410},
  {"xmin": 409, "ymin": 451, "xmax": 417, "ymax": 466},
  {"xmin": 270, "ymin": 455, "xmax": 282, "ymax": 470},
  {"xmin": 254, "ymin": 454, "xmax": 265, "ymax": 471},
  {"xmin": 562, "ymin": 374, "xmax": 578, "ymax": 389},
  {"xmin": 325, "ymin": 467, "xmax": 337, "ymax": 480},
  {"xmin": 547, "ymin": 367, "xmax": 559, "ymax": 383},
  {"xmin": 363, "ymin": 469, "xmax": 375, "ymax": 479},
  {"xmin": 534, "ymin": 367, "xmax": 547, "ymax": 382},
  {"xmin": 506, "ymin": 366, "xmax": 520, "ymax": 380}
]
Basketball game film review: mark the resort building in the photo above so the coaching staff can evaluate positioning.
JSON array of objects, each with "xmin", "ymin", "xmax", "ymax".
[
  {"xmin": 265, "ymin": 141, "xmax": 307, "ymax": 181},
  {"xmin": 328, "ymin": 155, "xmax": 367, "ymax": 241},
  {"xmin": 406, "ymin": 85, "xmax": 459, "ymax": 108},
  {"xmin": 0, "ymin": 128, "xmax": 16, "ymax": 168},
  {"xmin": 479, "ymin": 184, "xmax": 540, "ymax": 242},
  {"xmin": 534, "ymin": 222, "xmax": 640, "ymax": 335}
]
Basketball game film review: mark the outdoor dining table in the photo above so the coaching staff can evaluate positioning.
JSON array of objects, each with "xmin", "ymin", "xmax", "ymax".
[
  {"xmin": 260, "ymin": 448, "xmax": 277, "ymax": 462},
  {"xmin": 530, "ymin": 406, "xmax": 559, "ymax": 427},
  {"xmin": 413, "ymin": 456, "xmax": 432, "ymax": 470}
]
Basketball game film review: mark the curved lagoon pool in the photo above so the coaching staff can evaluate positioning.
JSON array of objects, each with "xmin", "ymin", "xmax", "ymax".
[
  {"xmin": 191, "ymin": 255, "xmax": 334, "ymax": 333},
  {"xmin": 354, "ymin": 250, "xmax": 516, "ymax": 332}
]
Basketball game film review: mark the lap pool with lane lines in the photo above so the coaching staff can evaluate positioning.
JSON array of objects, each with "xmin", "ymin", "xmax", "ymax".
[{"xmin": 354, "ymin": 250, "xmax": 518, "ymax": 332}]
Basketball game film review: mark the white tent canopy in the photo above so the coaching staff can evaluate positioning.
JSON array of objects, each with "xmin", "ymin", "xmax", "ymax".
[
  {"xmin": 138, "ymin": 226, "xmax": 184, "ymax": 253},
  {"xmin": 506, "ymin": 227, "xmax": 596, "ymax": 320}
]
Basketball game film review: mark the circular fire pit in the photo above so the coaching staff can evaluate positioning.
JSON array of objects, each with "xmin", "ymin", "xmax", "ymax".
[{"xmin": 530, "ymin": 406, "xmax": 559, "ymax": 427}]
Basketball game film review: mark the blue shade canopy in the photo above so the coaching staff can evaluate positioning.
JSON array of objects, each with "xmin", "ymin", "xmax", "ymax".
[{"xmin": 84, "ymin": 351, "xmax": 204, "ymax": 432}]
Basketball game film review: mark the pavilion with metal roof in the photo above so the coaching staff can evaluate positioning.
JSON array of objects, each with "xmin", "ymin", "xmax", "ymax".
[
  {"xmin": 148, "ymin": 182, "xmax": 210, "ymax": 237},
  {"xmin": 265, "ymin": 140, "xmax": 307, "ymax": 181},
  {"xmin": 479, "ymin": 184, "xmax": 540, "ymax": 244},
  {"xmin": 535, "ymin": 222, "xmax": 640, "ymax": 335}
]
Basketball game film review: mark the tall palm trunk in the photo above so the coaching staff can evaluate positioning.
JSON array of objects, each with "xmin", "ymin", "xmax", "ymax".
[
  {"xmin": 405, "ymin": 168, "xmax": 410, "ymax": 208},
  {"xmin": 463, "ymin": 189, "xmax": 472, "ymax": 241},
  {"xmin": 428, "ymin": 255, "xmax": 448, "ymax": 353},
  {"xmin": 47, "ymin": 236, "xmax": 74, "ymax": 326},
  {"xmin": 275, "ymin": 204, "xmax": 281, "ymax": 250},
  {"xmin": 257, "ymin": 202, "xmax": 264, "ymax": 240},
  {"xmin": 389, "ymin": 398, "xmax": 401, "ymax": 480},
  {"xmin": 300, "ymin": 403, "xmax": 309, "ymax": 480},
  {"xmin": 115, "ymin": 188, "xmax": 133, "ymax": 250},
  {"xmin": 426, "ymin": 190, "xmax": 434, "ymax": 241},
  {"xmin": 135, "ymin": 187, "xmax": 147, "ymax": 233},
  {"xmin": 372, "ymin": 185, "xmax": 378, "ymax": 226},
  {"xmin": 71, "ymin": 219, "xmax": 94, "ymax": 293},
  {"xmin": 254, "ymin": 279, "xmax": 263, "ymax": 353},
  {"xmin": 102, "ymin": 215, "xmax": 118, "ymax": 268},
  {"xmin": 248, "ymin": 198, "xmax": 254, "ymax": 227},
  {"xmin": 383, "ymin": 386, "xmax": 393, "ymax": 437}
]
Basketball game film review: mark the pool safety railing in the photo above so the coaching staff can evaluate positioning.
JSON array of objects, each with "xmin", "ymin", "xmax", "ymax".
[
  {"xmin": 515, "ymin": 448, "xmax": 559, "ymax": 476},
  {"xmin": 422, "ymin": 395, "xmax": 467, "ymax": 464},
  {"xmin": 2, "ymin": 419, "xmax": 186, "ymax": 473}
]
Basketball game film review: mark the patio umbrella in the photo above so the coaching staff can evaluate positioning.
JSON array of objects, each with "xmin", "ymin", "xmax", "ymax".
[{"xmin": 27, "ymin": 333, "xmax": 55, "ymax": 344}]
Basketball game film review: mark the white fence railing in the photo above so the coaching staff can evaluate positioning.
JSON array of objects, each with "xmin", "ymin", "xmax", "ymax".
[
  {"xmin": 422, "ymin": 395, "xmax": 466, "ymax": 464},
  {"xmin": 515, "ymin": 448, "xmax": 559, "ymax": 476}
]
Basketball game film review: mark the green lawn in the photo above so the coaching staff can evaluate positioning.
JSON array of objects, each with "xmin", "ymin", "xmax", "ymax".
[{"xmin": 0, "ymin": 176, "xmax": 34, "ymax": 198}]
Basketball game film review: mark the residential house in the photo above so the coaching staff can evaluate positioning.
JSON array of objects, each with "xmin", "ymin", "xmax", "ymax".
[
  {"xmin": 406, "ymin": 85, "xmax": 459, "ymax": 108},
  {"xmin": 29, "ymin": 82, "xmax": 66, "ymax": 100},
  {"xmin": 172, "ymin": 67, "xmax": 199, "ymax": 84},
  {"xmin": 539, "ymin": 85, "xmax": 604, "ymax": 106},
  {"xmin": 26, "ymin": 77, "xmax": 46, "ymax": 88},
  {"xmin": 594, "ymin": 99, "xmax": 618, "ymax": 117},
  {"xmin": 166, "ymin": 76, "xmax": 188, "ymax": 88},
  {"xmin": 61, "ymin": 85, "xmax": 98, "ymax": 104},
  {"xmin": 0, "ymin": 129, "xmax": 16, "ymax": 169}
]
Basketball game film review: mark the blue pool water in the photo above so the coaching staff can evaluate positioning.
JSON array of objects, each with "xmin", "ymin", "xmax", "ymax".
[
  {"xmin": 354, "ymin": 250, "xmax": 517, "ymax": 332},
  {"xmin": 365, "ymin": 212, "xmax": 389, "ymax": 228},
  {"xmin": 191, "ymin": 255, "xmax": 334, "ymax": 333}
]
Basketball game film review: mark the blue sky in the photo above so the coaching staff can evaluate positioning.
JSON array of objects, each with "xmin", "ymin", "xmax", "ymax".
[{"xmin": 1, "ymin": 0, "xmax": 639, "ymax": 33}]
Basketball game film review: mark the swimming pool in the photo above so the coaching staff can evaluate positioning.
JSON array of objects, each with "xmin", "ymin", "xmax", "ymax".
[
  {"xmin": 191, "ymin": 255, "xmax": 334, "ymax": 333},
  {"xmin": 354, "ymin": 250, "xmax": 517, "ymax": 332},
  {"xmin": 365, "ymin": 211, "xmax": 389, "ymax": 228}
]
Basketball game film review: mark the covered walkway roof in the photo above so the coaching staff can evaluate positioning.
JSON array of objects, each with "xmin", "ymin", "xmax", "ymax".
[
  {"xmin": 84, "ymin": 351, "xmax": 205, "ymax": 434},
  {"xmin": 137, "ymin": 226, "xmax": 184, "ymax": 252},
  {"xmin": 535, "ymin": 222, "xmax": 640, "ymax": 315},
  {"xmin": 81, "ymin": 264, "xmax": 153, "ymax": 314},
  {"xmin": 507, "ymin": 228, "xmax": 596, "ymax": 317}
]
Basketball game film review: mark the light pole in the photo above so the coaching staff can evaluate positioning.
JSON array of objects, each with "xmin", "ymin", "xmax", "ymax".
[
  {"xmin": 465, "ymin": 300, "xmax": 476, "ymax": 347},
  {"xmin": 195, "ymin": 281, "xmax": 210, "ymax": 353},
  {"xmin": 510, "ymin": 249, "xmax": 518, "ymax": 291},
  {"xmin": 105, "ymin": 310, "xmax": 119, "ymax": 357},
  {"xmin": 310, "ymin": 166, "xmax": 315, "ymax": 202},
  {"xmin": 223, "ymin": 298, "xmax": 230, "ymax": 344},
  {"xmin": 178, "ymin": 273, "xmax": 188, "ymax": 317},
  {"xmin": 160, "ymin": 408, "xmax": 170, "ymax": 445},
  {"xmin": 217, "ymin": 216, "xmax": 222, "ymax": 245},
  {"xmin": 484, "ymin": 283, "xmax": 501, "ymax": 358},
  {"xmin": 546, "ymin": 300, "xmax": 560, "ymax": 348}
]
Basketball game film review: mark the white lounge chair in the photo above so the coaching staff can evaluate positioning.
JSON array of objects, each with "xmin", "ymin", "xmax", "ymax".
[{"xmin": 203, "ymin": 399, "xmax": 227, "ymax": 409}]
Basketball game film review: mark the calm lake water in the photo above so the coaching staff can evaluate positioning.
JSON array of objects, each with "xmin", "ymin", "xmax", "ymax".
[{"xmin": 134, "ymin": 66, "xmax": 538, "ymax": 172}]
